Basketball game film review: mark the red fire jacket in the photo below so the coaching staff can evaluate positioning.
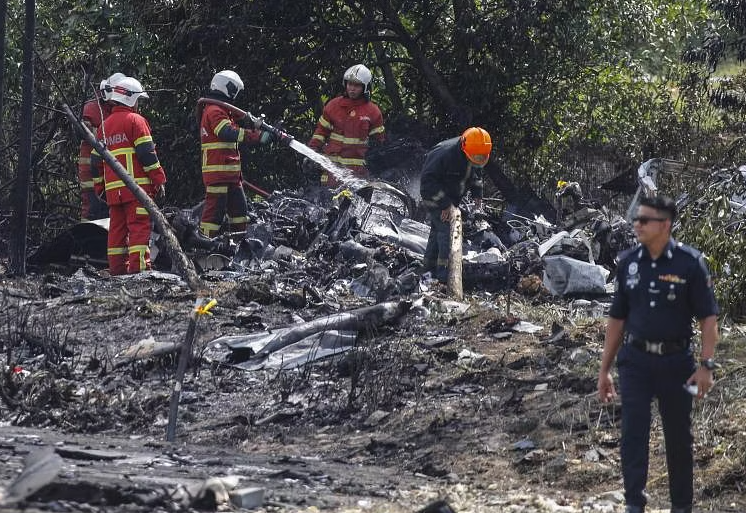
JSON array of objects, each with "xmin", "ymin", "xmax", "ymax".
[
  {"xmin": 200, "ymin": 103, "xmax": 263, "ymax": 186},
  {"xmin": 308, "ymin": 95, "xmax": 385, "ymax": 172},
  {"xmin": 90, "ymin": 105, "xmax": 166, "ymax": 205},
  {"xmin": 78, "ymin": 100, "xmax": 111, "ymax": 193}
]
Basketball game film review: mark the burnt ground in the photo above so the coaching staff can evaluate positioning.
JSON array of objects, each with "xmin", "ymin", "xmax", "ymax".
[{"xmin": 0, "ymin": 267, "xmax": 745, "ymax": 512}]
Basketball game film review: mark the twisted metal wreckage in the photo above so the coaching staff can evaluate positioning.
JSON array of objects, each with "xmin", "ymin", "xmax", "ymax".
[
  {"xmin": 53, "ymin": 112, "xmax": 746, "ymax": 373},
  {"xmin": 28, "ymin": 136, "xmax": 647, "ymax": 371}
]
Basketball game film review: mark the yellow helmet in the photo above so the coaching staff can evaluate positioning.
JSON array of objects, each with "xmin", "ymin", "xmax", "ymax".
[{"xmin": 461, "ymin": 127, "xmax": 492, "ymax": 166}]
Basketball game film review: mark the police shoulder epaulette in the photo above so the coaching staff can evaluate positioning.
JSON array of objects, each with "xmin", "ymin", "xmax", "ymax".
[
  {"xmin": 617, "ymin": 243, "xmax": 641, "ymax": 262},
  {"xmin": 674, "ymin": 241, "xmax": 702, "ymax": 260}
]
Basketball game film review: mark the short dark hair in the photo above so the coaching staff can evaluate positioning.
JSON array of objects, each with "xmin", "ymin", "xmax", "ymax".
[{"xmin": 639, "ymin": 195, "xmax": 677, "ymax": 222}]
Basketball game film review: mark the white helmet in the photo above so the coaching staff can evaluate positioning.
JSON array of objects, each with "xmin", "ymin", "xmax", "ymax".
[
  {"xmin": 100, "ymin": 72, "xmax": 126, "ymax": 101},
  {"xmin": 343, "ymin": 64, "xmax": 372, "ymax": 94},
  {"xmin": 210, "ymin": 70, "xmax": 244, "ymax": 100},
  {"xmin": 109, "ymin": 76, "xmax": 149, "ymax": 107}
]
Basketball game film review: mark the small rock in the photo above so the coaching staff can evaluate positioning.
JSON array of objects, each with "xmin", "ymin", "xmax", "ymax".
[
  {"xmin": 583, "ymin": 448, "xmax": 600, "ymax": 462},
  {"xmin": 512, "ymin": 439, "xmax": 536, "ymax": 451},
  {"xmin": 229, "ymin": 486, "xmax": 264, "ymax": 509},
  {"xmin": 363, "ymin": 410, "xmax": 389, "ymax": 427}
]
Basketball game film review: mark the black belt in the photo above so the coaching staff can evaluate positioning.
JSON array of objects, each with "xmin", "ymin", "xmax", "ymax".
[{"xmin": 625, "ymin": 334, "xmax": 690, "ymax": 355}]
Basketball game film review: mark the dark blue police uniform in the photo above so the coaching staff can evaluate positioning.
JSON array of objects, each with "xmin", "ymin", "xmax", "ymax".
[{"xmin": 610, "ymin": 238, "xmax": 719, "ymax": 510}]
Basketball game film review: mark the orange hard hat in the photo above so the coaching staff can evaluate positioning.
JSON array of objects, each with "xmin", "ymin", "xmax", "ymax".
[{"xmin": 461, "ymin": 127, "xmax": 492, "ymax": 166}]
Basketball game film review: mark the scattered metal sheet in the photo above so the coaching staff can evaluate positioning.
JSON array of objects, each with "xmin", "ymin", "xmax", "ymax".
[
  {"xmin": 54, "ymin": 446, "xmax": 127, "ymax": 461},
  {"xmin": 30, "ymin": 162, "xmax": 643, "ymax": 305},
  {"xmin": 235, "ymin": 330, "xmax": 357, "ymax": 371},
  {"xmin": 511, "ymin": 321, "xmax": 544, "ymax": 334},
  {"xmin": 28, "ymin": 219, "xmax": 109, "ymax": 266},
  {"xmin": 542, "ymin": 255, "xmax": 610, "ymax": 296},
  {"xmin": 213, "ymin": 300, "xmax": 412, "ymax": 364},
  {"xmin": 0, "ymin": 447, "xmax": 63, "ymax": 505}
]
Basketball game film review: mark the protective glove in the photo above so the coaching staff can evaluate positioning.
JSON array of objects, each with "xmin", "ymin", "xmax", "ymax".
[
  {"xmin": 302, "ymin": 157, "xmax": 320, "ymax": 174},
  {"xmin": 275, "ymin": 130, "xmax": 294, "ymax": 146},
  {"xmin": 259, "ymin": 131, "xmax": 275, "ymax": 145},
  {"xmin": 237, "ymin": 113, "xmax": 263, "ymax": 130},
  {"xmin": 155, "ymin": 184, "xmax": 166, "ymax": 201},
  {"xmin": 88, "ymin": 191, "xmax": 109, "ymax": 220}
]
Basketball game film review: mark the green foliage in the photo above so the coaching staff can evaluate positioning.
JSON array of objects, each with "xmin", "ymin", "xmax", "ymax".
[
  {"xmin": 677, "ymin": 168, "xmax": 746, "ymax": 319},
  {"xmin": 0, "ymin": 0, "xmax": 737, "ymax": 238}
]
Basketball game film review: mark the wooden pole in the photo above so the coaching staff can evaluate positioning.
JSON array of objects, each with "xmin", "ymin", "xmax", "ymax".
[
  {"xmin": 447, "ymin": 205, "xmax": 463, "ymax": 299},
  {"xmin": 61, "ymin": 103, "xmax": 203, "ymax": 292},
  {"xmin": 166, "ymin": 297, "xmax": 214, "ymax": 442}
]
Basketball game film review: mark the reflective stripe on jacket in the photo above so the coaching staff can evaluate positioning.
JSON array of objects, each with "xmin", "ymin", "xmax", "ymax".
[
  {"xmin": 90, "ymin": 105, "xmax": 166, "ymax": 205},
  {"xmin": 307, "ymin": 95, "xmax": 385, "ymax": 173},
  {"xmin": 200, "ymin": 103, "xmax": 262, "ymax": 186}
]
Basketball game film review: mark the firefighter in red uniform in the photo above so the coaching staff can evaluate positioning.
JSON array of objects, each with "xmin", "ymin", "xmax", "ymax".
[
  {"xmin": 78, "ymin": 97, "xmax": 108, "ymax": 221},
  {"xmin": 305, "ymin": 64, "xmax": 385, "ymax": 187},
  {"xmin": 90, "ymin": 76, "xmax": 166, "ymax": 275},
  {"xmin": 199, "ymin": 70, "xmax": 282, "ymax": 237},
  {"xmin": 77, "ymin": 73, "xmax": 124, "ymax": 221},
  {"xmin": 78, "ymin": 72, "xmax": 126, "ymax": 221}
]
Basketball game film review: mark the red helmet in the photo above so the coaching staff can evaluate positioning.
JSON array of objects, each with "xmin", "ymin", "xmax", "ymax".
[{"xmin": 461, "ymin": 127, "xmax": 492, "ymax": 166}]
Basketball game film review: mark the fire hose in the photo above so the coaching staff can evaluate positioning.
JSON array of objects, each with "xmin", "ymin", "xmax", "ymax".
[{"xmin": 197, "ymin": 97, "xmax": 293, "ymax": 199}]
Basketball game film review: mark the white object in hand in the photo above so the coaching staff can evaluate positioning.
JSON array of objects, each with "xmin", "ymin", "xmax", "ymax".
[{"xmin": 683, "ymin": 384, "xmax": 698, "ymax": 396}]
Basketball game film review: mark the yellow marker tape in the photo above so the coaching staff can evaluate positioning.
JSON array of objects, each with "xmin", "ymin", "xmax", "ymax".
[
  {"xmin": 195, "ymin": 298, "xmax": 217, "ymax": 316},
  {"xmin": 333, "ymin": 189, "xmax": 353, "ymax": 201}
]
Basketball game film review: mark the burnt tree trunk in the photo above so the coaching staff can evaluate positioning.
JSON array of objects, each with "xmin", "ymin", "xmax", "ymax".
[
  {"xmin": 0, "ymin": 0, "xmax": 7, "ymax": 144},
  {"xmin": 372, "ymin": 41, "xmax": 403, "ymax": 113},
  {"xmin": 378, "ymin": 2, "xmax": 463, "ymax": 123},
  {"xmin": 10, "ymin": 0, "xmax": 34, "ymax": 276}
]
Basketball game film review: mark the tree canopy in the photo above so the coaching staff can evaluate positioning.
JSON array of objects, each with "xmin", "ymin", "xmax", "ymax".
[{"xmin": 0, "ymin": 0, "xmax": 743, "ymax": 235}]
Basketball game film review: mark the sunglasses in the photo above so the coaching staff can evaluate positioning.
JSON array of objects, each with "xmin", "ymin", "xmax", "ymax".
[{"xmin": 632, "ymin": 216, "xmax": 668, "ymax": 225}]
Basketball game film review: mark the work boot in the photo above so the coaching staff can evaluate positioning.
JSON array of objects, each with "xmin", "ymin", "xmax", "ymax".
[
  {"xmin": 670, "ymin": 507, "xmax": 692, "ymax": 513},
  {"xmin": 625, "ymin": 506, "xmax": 644, "ymax": 513}
]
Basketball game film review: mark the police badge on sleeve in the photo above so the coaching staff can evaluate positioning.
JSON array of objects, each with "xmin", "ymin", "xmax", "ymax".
[{"xmin": 626, "ymin": 262, "xmax": 640, "ymax": 289}]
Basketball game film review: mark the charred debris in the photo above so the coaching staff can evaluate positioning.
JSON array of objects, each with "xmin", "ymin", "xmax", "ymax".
[
  {"xmin": 26, "ymin": 140, "xmax": 642, "ymax": 372},
  {"xmin": 3, "ymin": 156, "xmax": 741, "ymax": 512}
]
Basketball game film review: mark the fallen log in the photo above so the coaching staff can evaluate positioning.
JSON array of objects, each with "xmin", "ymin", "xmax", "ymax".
[
  {"xmin": 447, "ymin": 206, "xmax": 463, "ymax": 299},
  {"xmin": 62, "ymin": 104, "xmax": 202, "ymax": 292}
]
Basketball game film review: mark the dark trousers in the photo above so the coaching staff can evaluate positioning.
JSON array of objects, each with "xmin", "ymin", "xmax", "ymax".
[
  {"xmin": 423, "ymin": 209, "xmax": 450, "ymax": 282},
  {"xmin": 617, "ymin": 344, "xmax": 696, "ymax": 510}
]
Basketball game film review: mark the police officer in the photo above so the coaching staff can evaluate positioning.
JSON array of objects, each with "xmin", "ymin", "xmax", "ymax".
[{"xmin": 597, "ymin": 195, "xmax": 719, "ymax": 513}]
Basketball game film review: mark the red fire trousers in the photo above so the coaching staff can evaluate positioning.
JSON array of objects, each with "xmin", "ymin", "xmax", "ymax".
[{"xmin": 107, "ymin": 201, "xmax": 152, "ymax": 275}]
